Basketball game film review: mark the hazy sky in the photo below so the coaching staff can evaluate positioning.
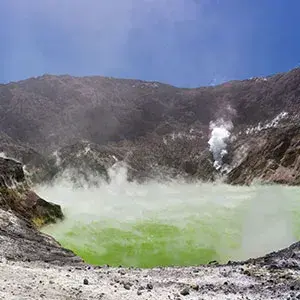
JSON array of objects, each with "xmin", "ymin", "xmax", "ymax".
[{"xmin": 1, "ymin": 0, "xmax": 300, "ymax": 87}]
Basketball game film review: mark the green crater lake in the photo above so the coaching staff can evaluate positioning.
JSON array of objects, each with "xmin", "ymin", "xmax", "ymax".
[{"xmin": 37, "ymin": 178, "xmax": 300, "ymax": 268}]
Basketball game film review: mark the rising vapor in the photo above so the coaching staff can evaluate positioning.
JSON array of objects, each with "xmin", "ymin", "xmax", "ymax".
[{"xmin": 208, "ymin": 119, "xmax": 233, "ymax": 170}]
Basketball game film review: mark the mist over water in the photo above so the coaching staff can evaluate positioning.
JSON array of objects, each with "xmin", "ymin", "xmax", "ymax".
[{"xmin": 36, "ymin": 166, "xmax": 300, "ymax": 268}]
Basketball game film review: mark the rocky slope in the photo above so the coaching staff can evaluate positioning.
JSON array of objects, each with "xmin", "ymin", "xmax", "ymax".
[
  {"xmin": 227, "ymin": 123, "xmax": 300, "ymax": 185},
  {"xmin": 1, "ymin": 68, "xmax": 300, "ymax": 152},
  {"xmin": 1, "ymin": 69, "xmax": 300, "ymax": 185},
  {"xmin": 48, "ymin": 131, "xmax": 215, "ymax": 186},
  {"xmin": 0, "ymin": 157, "xmax": 81, "ymax": 264},
  {"xmin": 46, "ymin": 115, "xmax": 300, "ymax": 186}
]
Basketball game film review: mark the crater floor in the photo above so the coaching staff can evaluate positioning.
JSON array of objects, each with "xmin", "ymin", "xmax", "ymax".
[{"xmin": 1, "ymin": 256, "xmax": 299, "ymax": 300}]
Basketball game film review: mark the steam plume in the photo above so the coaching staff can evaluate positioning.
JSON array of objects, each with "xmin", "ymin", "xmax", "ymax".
[{"xmin": 208, "ymin": 119, "xmax": 233, "ymax": 170}]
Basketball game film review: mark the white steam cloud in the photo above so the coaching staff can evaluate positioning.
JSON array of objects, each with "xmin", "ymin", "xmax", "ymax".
[
  {"xmin": 208, "ymin": 119, "xmax": 233, "ymax": 170},
  {"xmin": 0, "ymin": 152, "xmax": 9, "ymax": 159},
  {"xmin": 238, "ymin": 185, "xmax": 296, "ymax": 260},
  {"xmin": 37, "ymin": 169, "xmax": 299, "ymax": 266}
]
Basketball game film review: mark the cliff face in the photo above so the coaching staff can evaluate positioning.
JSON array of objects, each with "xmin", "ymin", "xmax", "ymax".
[
  {"xmin": 0, "ymin": 157, "xmax": 81, "ymax": 264},
  {"xmin": 227, "ymin": 123, "xmax": 300, "ymax": 185},
  {"xmin": 0, "ymin": 157, "xmax": 63, "ymax": 226}
]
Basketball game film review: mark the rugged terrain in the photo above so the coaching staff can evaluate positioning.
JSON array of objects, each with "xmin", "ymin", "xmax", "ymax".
[
  {"xmin": 0, "ymin": 157, "xmax": 81, "ymax": 264},
  {"xmin": 1, "ymin": 68, "xmax": 300, "ymax": 153},
  {"xmin": 1, "ymin": 157, "xmax": 300, "ymax": 299},
  {"xmin": 1, "ymin": 68, "xmax": 300, "ymax": 185},
  {"xmin": 1, "ymin": 70, "xmax": 300, "ymax": 299},
  {"xmin": 3, "ymin": 251, "xmax": 300, "ymax": 300},
  {"xmin": 227, "ymin": 122, "xmax": 300, "ymax": 185}
]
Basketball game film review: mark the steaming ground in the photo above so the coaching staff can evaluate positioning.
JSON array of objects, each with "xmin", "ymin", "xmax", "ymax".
[{"xmin": 35, "ymin": 169, "xmax": 300, "ymax": 268}]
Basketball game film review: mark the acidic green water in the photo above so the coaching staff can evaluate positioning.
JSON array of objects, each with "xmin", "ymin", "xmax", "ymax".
[{"xmin": 37, "ymin": 178, "xmax": 300, "ymax": 268}]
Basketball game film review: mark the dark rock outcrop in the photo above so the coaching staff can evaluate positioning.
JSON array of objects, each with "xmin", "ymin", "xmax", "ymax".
[
  {"xmin": 0, "ymin": 157, "xmax": 80, "ymax": 264},
  {"xmin": 0, "ymin": 209, "xmax": 80, "ymax": 264},
  {"xmin": 0, "ymin": 131, "xmax": 58, "ymax": 184},
  {"xmin": 227, "ymin": 123, "xmax": 300, "ymax": 185},
  {"xmin": 0, "ymin": 157, "xmax": 63, "ymax": 226}
]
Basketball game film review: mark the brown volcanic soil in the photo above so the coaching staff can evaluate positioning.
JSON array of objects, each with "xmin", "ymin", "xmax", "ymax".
[
  {"xmin": 1, "ymin": 68, "xmax": 300, "ymax": 154},
  {"xmin": 1, "ymin": 69, "xmax": 300, "ymax": 184}
]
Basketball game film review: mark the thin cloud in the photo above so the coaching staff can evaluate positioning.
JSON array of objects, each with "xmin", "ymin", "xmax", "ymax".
[{"xmin": 2, "ymin": 0, "xmax": 251, "ymax": 86}]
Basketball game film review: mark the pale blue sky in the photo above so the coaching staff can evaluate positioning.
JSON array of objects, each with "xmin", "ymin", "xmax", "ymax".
[{"xmin": 1, "ymin": 0, "xmax": 300, "ymax": 87}]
